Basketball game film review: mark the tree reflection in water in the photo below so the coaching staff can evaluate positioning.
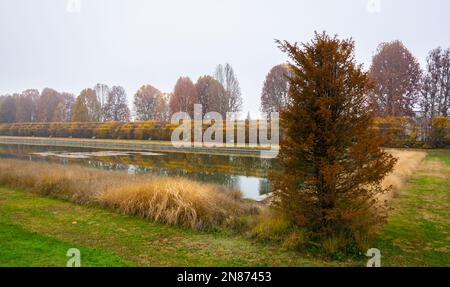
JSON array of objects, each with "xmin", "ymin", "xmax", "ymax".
[{"xmin": 0, "ymin": 144, "xmax": 277, "ymax": 200}]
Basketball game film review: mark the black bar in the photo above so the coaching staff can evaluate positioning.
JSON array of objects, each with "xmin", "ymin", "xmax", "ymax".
[{"xmin": 0, "ymin": 267, "xmax": 445, "ymax": 286}]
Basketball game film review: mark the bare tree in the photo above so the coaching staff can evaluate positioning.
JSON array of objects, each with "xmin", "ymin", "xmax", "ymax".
[
  {"xmin": 169, "ymin": 77, "xmax": 197, "ymax": 117},
  {"xmin": 53, "ymin": 92, "xmax": 75, "ymax": 122},
  {"xmin": 421, "ymin": 47, "xmax": 450, "ymax": 119},
  {"xmin": 95, "ymin": 83, "xmax": 110, "ymax": 121},
  {"xmin": 103, "ymin": 86, "xmax": 130, "ymax": 122},
  {"xmin": 369, "ymin": 40, "xmax": 422, "ymax": 117},
  {"xmin": 260, "ymin": 64, "xmax": 291, "ymax": 115},
  {"xmin": 133, "ymin": 85, "xmax": 161, "ymax": 121},
  {"xmin": 214, "ymin": 63, "xmax": 243, "ymax": 113}
]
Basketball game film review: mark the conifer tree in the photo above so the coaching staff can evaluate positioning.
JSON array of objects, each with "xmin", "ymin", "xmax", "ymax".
[{"xmin": 271, "ymin": 32, "xmax": 397, "ymax": 251}]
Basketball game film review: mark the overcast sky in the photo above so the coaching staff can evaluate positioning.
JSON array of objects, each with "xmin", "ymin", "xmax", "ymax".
[{"xmin": 1, "ymin": 0, "xmax": 449, "ymax": 117}]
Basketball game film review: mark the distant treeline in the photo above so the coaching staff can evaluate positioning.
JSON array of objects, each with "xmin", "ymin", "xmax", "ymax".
[
  {"xmin": 0, "ymin": 63, "xmax": 243, "ymax": 125},
  {"xmin": 374, "ymin": 117, "xmax": 449, "ymax": 148},
  {"xmin": 0, "ymin": 121, "xmax": 174, "ymax": 141},
  {"xmin": 0, "ymin": 120, "xmax": 271, "ymax": 144},
  {"xmin": 1, "ymin": 41, "xmax": 449, "ymax": 148},
  {"xmin": 0, "ymin": 117, "xmax": 448, "ymax": 148}
]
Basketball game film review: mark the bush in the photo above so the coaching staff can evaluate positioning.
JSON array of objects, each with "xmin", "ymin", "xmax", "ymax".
[{"xmin": 429, "ymin": 116, "xmax": 450, "ymax": 148}]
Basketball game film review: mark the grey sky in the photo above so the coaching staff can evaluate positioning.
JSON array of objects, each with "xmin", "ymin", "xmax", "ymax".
[{"xmin": 1, "ymin": 0, "xmax": 449, "ymax": 117}]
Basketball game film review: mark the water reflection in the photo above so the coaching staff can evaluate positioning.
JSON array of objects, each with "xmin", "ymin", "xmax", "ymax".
[{"xmin": 0, "ymin": 144, "xmax": 277, "ymax": 200}]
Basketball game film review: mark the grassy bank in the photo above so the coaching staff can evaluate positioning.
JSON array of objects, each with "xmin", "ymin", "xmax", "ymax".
[
  {"xmin": 0, "ymin": 187, "xmax": 348, "ymax": 266},
  {"xmin": 0, "ymin": 159, "xmax": 256, "ymax": 229},
  {"xmin": 0, "ymin": 150, "xmax": 448, "ymax": 266}
]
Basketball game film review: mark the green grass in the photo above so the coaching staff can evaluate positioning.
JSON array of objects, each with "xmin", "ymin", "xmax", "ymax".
[
  {"xmin": 0, "ymin": 150, "xmax": 448, "ymax": 266},
  {"xmin": 374, "ymin": 150, "xmax": 450, "ymax": 266},
  {"xmin": 427, "ymin": 149, "xmax": 450, "ymax": 166},
  {"xmin": 0, "ymin": 221, "xmax": 131, "ymax": 267},
  {"xmin": 0, "ymin": 187, "xmax": 347, "ymax": 267}
]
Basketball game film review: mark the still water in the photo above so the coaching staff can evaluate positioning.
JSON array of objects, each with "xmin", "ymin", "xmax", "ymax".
[{"xmin": 0, "ymin": 144, "xmax": 276, "ymax": 200}]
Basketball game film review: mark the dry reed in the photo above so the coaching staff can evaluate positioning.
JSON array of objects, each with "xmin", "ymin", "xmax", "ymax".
[
  {"xmin": 0, "ymin": 159, "xmax": 255, "ymax": 229},
  {"xmin": 0, "ymin": 149, "xmax": 425, "ymax": 229}
]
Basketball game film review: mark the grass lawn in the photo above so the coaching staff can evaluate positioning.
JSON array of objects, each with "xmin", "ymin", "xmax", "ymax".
[
  {"xmin": 375, "ymin": 150, "xmax": 450, "ymax": 266},
  {"xmin": 0, "ymin": 150, "xmax": 448, "ymax": 267}
]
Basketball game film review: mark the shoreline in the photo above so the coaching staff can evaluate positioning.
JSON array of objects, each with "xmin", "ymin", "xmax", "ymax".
[{"xmin": 0, "ymin": 136, "xmax": 279, "ymax": 158}]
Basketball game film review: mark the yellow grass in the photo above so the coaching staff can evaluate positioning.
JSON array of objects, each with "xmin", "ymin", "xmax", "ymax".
[
  {"xmin": 0, "ymin": 159, "xmax": 256, "ymax": 229},
  {"xmin": 99, "ymin": 179, "xmax": 251, "ymax": 229},
  {"xmin": 0, "ymin": 149, "xmax": 426, "ymax": 230},
  {"xmin": 380, "ymin": 149, "xmax": 427, "ymax": 201}
]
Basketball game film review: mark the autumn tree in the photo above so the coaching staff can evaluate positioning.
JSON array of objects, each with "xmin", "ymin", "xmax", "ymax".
[
  {"xmin": 155, "ymin": 93, "xmax": 170, "ymax": 122},
  {"xmin": 214, "ymin": 63, "xmax": 243, "ymax": 113},
  {"xmin": 133, "ymin": 85, "xmax": 161, "ymax": 121},
  {"xmin": 260, "ymin": 64, "xmax": 291, "ymax": 115},
  {"xmin": 15, "ymin": 94, "xmax": 32, "ymax": 122},
  {"xmin": 36, "ymin": 88, "xmax": 63, "ymax": 122},
  {"xmin": 72, "ymin": 88, "xmax": 101, "ymax": 122},
  {"xmin": 0, "ymin": 95, "xmax": 17, "ymax": 123},
  {"xmin": 53, "ymin": 92, "xmax": 75, "ymax": 122},
  {"xmin": 271, "ymin": 33, "xmax": 396, "ymax": 253},
  {"xmin": 169, "ymin": 77, "xmax": 197, "ymax": 117},
  {"xmin": 369, "ymin": 40, "xmax": 422, "ymax": 117},
  {"xmin": 15, "ymin": 89, "xmax": 39, "ymax": 122},
  {"xmin": 195, "ymin": 75, "xmax": 227, "ymax": 117},
  {"xmin": 103, "ymin": 86, "xmax": 130, "ymax": 122}
]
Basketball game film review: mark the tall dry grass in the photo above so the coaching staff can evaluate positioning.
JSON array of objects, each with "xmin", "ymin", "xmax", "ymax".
[
  {"xmin": 380, "ymin": 149, "xmax": 427, "ymax": 202},
  {"xmin": 0, "ymin": 149, "xmax": 426, "ymax": 232},
  {"xmin": 98, "ymin": 180, "xmax": 252, "ymax": 229},
  {"xmin": 0, "ymin": 159, "xmax": 257, "ymax": 229}
]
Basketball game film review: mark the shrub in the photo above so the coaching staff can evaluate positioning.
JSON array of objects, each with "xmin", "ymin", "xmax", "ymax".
[{"xmin": 429, "ymin": 116, "xmax": 450, "ymax": 148}]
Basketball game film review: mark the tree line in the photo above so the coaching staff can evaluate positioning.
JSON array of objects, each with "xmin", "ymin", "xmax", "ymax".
[
  {"xmin": 0, "ymin": 42, "xmax": 448, "ymax": 147},
  {"xmin": 2, "ymin": 43, "xmax": 449, "ymax": 123},
  {"xmin": 0, "ymin": 63, "xmax": 243, "ymax": 124},
  {"xmin": 261, "ymin": 41, "xmax": 449, "ymax": 119},
  {"xmin": 261, "ymin": 40, "xmax": 449, "ymax": 147}
]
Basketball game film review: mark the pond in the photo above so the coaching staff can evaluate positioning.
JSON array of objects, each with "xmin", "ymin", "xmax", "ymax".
[{"xmin": 0, "ymin": 144, "xmax": 277, "ymax": 200}]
